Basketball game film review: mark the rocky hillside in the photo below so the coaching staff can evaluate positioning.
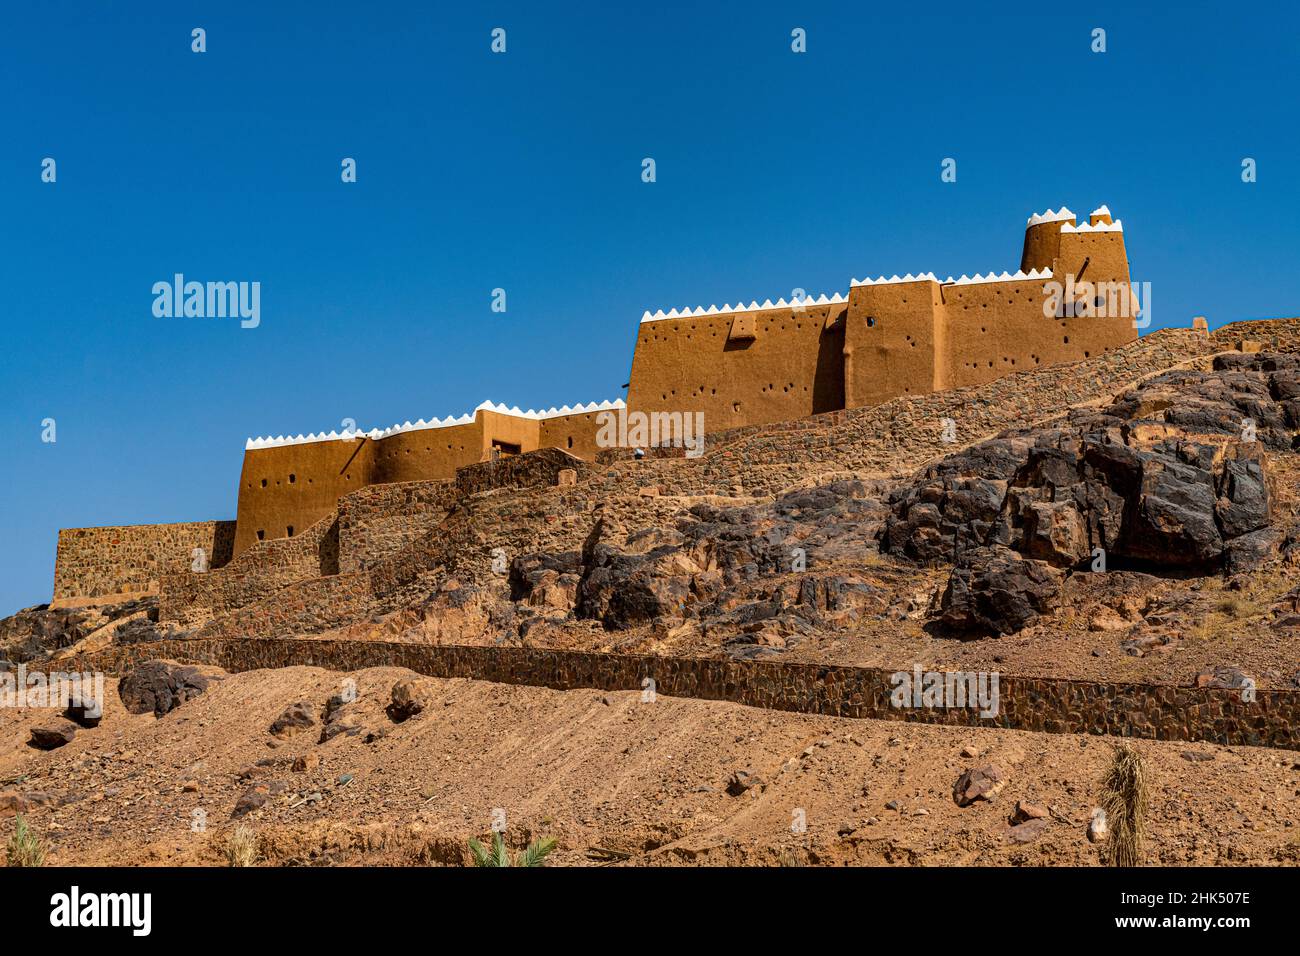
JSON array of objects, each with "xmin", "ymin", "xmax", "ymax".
[
  {"xmin": 316, "ymin": 351, "xmax": 1300, "ymax": 689},
  {"xmin": 4, "ymin": 332, "xmax": 1300, "ymax": 868},
  {"xmin": 6, "ymin": 346, "xmax": 1300, "ymax": 694}
]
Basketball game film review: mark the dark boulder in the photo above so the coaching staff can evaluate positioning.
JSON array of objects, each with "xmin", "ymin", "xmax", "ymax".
[
  {"xmin": 29, "ymin": 719, "xmax": 79, "ymax": 750},
  {"xmin": 269, "ymin": 701, "xmax": 318, "ymax": 738},
  {"xmin": 940, "ymin": 547, "xmax": 1062, "ymax": 636},
  {"xmin": 118, "ymin": 660, "xmax": 225, "ymax": 717}
]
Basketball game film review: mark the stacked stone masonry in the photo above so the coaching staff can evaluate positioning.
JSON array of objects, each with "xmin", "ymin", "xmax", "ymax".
[
  {"xmin": 54, "ymin": 521, "xmax": 235, "ymax": 602},
  {"xmin": 52, "ymin": 639, "xmax": 1300, "ymax": 750}
]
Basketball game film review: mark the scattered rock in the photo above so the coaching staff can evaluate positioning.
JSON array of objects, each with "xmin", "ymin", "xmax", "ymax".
[
  {"xmin": 387, "ymin": 679, "xmax": 433, "ymax": 723},
  {"xmin": 292, "ymin": 753, "xmax": 321, "ymax": 773},
  {"xmin": 1088, "ymin": 607, "xmax": 1131, "ymax": 632},
  {"xmin": 940, "ymin": 547, "xmax": 1062, "ymax": 636},
  {"xmin": 1007, "ymin": 817, "xmax": 1051, "ymax": 843},
  {"xmin": 29, "ymin": 720, "xmax": 78, "ymax": 750},
  {"xmin": 118, "ymin": 660, "xmax": 224, "ymax": 717},
  {"xmin": 231, "ymin": 780, "xmax": 285, "ymax": 819},
  {"xmin": 0, "ymin": 791, "xmax": 59, "ymax": 817},
  {"xmin": 952, "ymin": 765, "xmax": 1005, "ymax": 807},
  {"xmin": 63, "ymin": 700, "xmax": 103, "ymax": 729},
  {"xmin": 269, "ymin": 701, "xmax": 318, "ymax": 739},
  {"xmin": 1194, "ymin": 666, "xmax": 1255, "ymax": 691},
  {"xmin": 726, "ymin": 769, "xmax": 763, "ymax": 796},
  {"xmin": 1013, "ymin": 800, "xmax": 1049, "ymax": 823}
]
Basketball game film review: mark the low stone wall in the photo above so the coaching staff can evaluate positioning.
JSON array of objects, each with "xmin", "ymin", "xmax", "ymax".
[
  {"xmin": 1213, "ymin": 317, "xmax": 1300, "ymax": 352},
  {"xmin": 158, "ymin": 515, "xmax": 339, "ymax": 627},
  {"xmin": 455, "ymin": 447, "xmax": 591, "ymax": 496},
  {"xmin": 53, "ymin": 521, "xmax": 236, "ymax": 602},
  {"xmin": 191, "ymin": 574, "xmax": 376, "ymax": 641},
  {"xmin": 337, "ymin": 479, "xmax": 454, "ymax": 573},
  {"xmin": 59, "ymin": 639, "xmax": 1300, "ymax": 750}
]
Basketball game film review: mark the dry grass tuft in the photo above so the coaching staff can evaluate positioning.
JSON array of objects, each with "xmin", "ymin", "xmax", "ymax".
[
  {"xmin": 223, "ymin": 825, "xmax": 260, "ymax": 867},
  {"xmin": 1099, "ymin": 742, "xmax": 1148, "ymax": 867},
  {"xmin": 6, "ymin": 816, "xmax": 46, "ymax": 867}
]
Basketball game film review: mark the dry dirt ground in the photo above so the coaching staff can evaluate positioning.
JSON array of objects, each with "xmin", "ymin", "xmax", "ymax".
[{"xmin": 2, "ymin": 666, "xmax": 1297, "ymax": 866}]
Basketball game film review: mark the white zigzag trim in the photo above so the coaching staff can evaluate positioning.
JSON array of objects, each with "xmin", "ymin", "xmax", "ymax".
[
  {"xmin": 1026, "ymin": 206, "xmax": 1076, "ymax": 227},
  {"xmin": 1060, "ymin": 219, "xmax": 1123, "ymax": 234},
  {"xmin": 849, "ymin": 272, "xmax": 940, "ymax": 287},
  {"xmin": 640, "ymin": 292, "xmax": 847, "ymax": 324},
  {"xmin": 245, "ymin": 399, "xmax": 627, "ymax": 449},
  {"xmin": 943, "ymin": 268, "xmax": 1053, "ymax": 286}
]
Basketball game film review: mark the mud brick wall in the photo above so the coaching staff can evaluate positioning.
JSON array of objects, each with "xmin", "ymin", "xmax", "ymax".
[
  {"xmin": 158, "ymin": 515, "xmax": 339, "ymax": 627},
  {"xmin": 337, "ymin": 479, "xmax": 454, "ymax": 574},
  {"xmin": 594, "ymin": 327, "xmax": 1226, "ymax": 499},
  {"xmin": 61, "ymin": 639, "xmax": 1300, "ymax": 750},
  {"xmin": 53, "ymin": 521, "xmax": 236, "ymax": 602}
]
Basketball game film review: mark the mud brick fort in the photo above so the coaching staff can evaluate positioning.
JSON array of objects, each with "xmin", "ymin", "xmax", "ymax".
[{"xmin": 52, "ymin": 201, "xmax": 1147, "ymax": 601}]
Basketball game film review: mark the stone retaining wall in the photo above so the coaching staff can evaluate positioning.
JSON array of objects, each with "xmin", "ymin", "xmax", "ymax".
[
  {"xmin": 54, "ymin": 521, "xmax": 236, "ymax": 602},
  {"xmin": 158, "ymin": 514, "xmax": 339, "ymax": 627},
  {"xmin": 1212, "ymin": 317, "xmax": 1300, "ymax": 353},
  {"xmin": 56, "ymin": 639, "xmax": 1300, "ymax": 750},
  {"xmin": 337, "ymin": 479, "xmax": 454, "ymax": 573},
  {"xmin": 455, "ymin": 447, "xmax": 591, "ymax": 496}
]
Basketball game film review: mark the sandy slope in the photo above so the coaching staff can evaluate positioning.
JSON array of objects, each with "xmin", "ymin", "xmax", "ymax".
[{"xmin": 1, "ymin": 665, "xmax": 1296, "ymax": 866}]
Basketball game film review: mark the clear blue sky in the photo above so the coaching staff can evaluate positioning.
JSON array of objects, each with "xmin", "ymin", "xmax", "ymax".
[{"xmin": 2, "ymin": 1, "xmax": 1297, "ymax": 616}]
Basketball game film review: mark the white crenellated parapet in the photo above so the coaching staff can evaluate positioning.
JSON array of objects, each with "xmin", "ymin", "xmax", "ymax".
[
  {"xmin": 850, "ymin": 272, "xmax": 941, "ymax": 287},
  {"xmin": 474, "ymin": 398, "xmax": 625, "ymax": 420},
  {"xmin": 245, "ymin": 398, "xmax": 627, "ymax": 450},
  {"xmin": 1089, "ymin": 204, "xmax": 1112, "ymax": 219},
  {"xmin": 945, "ymin": 267, "xmax": 1053, "ymax": 286},
  {"xmin": 640, "ymin": 292, "xmax": 847, "ymax": 324},
  {"xmin": 1061, "ymin": 219, "xmax": 1123, "ymax": 234},
  {"xmin": 1026, "ymin": 207, "xmax": 1076, "ymax": 227}
]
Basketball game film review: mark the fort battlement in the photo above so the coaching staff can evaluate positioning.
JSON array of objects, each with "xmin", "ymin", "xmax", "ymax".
[
  {"xmin": 244, "ymin": 398, "xmax": 625, "ymax": 450},
  {"xmin": 50, "ymin": 202, "xmax": 1167, "ymax": 597},
  {"xmin": 235, "ymin": 397, "xmax": 625, "ymax": 556},
  {"xmin": 627, "ymin": 202, "xmax": 1136, "ymax": 422}
]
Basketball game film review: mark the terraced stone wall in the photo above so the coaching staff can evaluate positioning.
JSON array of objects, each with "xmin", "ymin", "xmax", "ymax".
[{"xmin": 55, "ymin": 639, "xmax": 1300, "ymax": 750}]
